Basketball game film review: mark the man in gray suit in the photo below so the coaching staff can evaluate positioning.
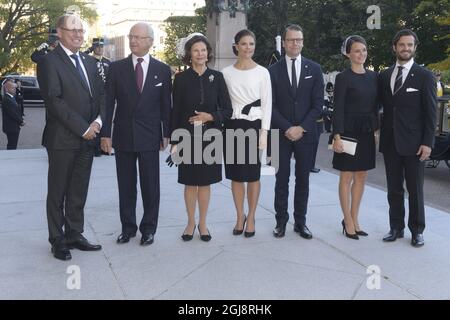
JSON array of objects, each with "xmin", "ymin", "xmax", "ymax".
[{"xmin": 37, "ymin": 14, "xmax": 105, "ymax": 260}]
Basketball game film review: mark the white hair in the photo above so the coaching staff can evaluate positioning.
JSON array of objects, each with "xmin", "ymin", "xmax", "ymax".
[{"xmin": 132, "ymin": 22, "xmax": 154, "ymax": 39}]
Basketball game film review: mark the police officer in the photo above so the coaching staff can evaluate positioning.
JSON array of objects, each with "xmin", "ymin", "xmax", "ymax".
[
  {"xmin": 86, "ymin": 38, "xmax": 111, "ymax": 156},
  {"xmin": 31, "ymin": 28, "xmax": 59, "ymax": 64}
]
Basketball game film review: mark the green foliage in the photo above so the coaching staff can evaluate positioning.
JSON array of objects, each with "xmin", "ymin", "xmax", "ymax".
[
  {"xmin": 0, "ymin": 0, "xmax": 97, "ymax": 75},
  {"xmin": 163, "ymin": 7, "xmax": 207, "ymax": 67},
  {"xmin": 247, "ymin": 0, "xmax": 450, "ymax": 72}
]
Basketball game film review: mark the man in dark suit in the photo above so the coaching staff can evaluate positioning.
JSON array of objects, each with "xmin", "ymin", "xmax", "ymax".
[
  {"xmin": 2, "ymin": 79, "xmax": 25, "ymax": 149},
  {"xmin": 379, "ymin": 29, "xmax": 437, "ymax": 247},
  {"xmin": 101, "ymin": 23, "xmax": 172, "ymax": 246},
  {"xmin": 37, "ymin": 14, "xmax": 105, "ymax": 260},
  {"xmin": 269, "ymin": 24, "xmax": 324, "ymax": 239}
]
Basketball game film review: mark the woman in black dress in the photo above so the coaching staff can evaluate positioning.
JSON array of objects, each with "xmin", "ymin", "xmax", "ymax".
[
  {"xmin": 170, "ymin": 35, "xmax": 232, "ymax": 242},
  {"xmin": 332, "ymin": 35, "xmax": 379, "ymax": 240}
]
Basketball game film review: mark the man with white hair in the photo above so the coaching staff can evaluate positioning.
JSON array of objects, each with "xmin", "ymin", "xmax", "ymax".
[
  {"xmin": 101, "ymin": 22, "xmax": 172, "ymax": 246},
  {"xmin": 2, "ymin": 79, "xmax": 25, "ymax": 150}
]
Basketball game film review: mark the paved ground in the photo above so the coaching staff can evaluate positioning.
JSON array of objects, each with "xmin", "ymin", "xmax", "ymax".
[{"xmin": 1, "ymin": 149, "xmax": 449, "ymax": 300}]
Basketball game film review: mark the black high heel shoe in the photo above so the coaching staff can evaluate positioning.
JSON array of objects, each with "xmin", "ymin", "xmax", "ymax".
[
  {"xmin": 233, "ymin": 215, "xmax": 247, "ymax": 236},
  {"xmin": 341, "ymin": 220, "xmax": 359, "ymax": 240},
  {"xmin": 356, "ymin": 230, "xmax": 369, "ymax": 236},
  {"xmin": 244, "ymin": 219, "xmax": 255, "ymax": 238},
  {"xmin": 181, "ymin": 225, "xmax": 196, "ymax": 241},
  {"xmin": 198, "ymin": 225, "xmax": 212, "ymax": 242}
]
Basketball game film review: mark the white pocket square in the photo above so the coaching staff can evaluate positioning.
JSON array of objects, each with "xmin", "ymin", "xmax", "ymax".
[
  {"xmin": 305, "ymin": 76, "xmax": 313, "ymax": 79},
  {"xmin": 406, "ymin": 88, "xmax": 419, "ymax": 92},
  {"xmin": 155, "ymin": 83, "xmax": 162, "ymax": 87}
]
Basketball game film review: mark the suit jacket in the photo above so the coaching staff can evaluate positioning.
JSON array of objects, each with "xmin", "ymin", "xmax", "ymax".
[
  {"xmin": 269, "ymin": 57, "xmax": 324, "ymax": 144},
  {"xmin": 379, "ymin": 63, "xmax": 437, "ymax": 156},
  {"xmin": 101, "ymin": 55, "xmax": 172, "ymax": 152},
  {"xmin": 2, "ymin": 93, "xmax": 23, "ymax": 133},
  {"xmin": 37, "ymin": 45, "xmax": 105, "ymax": 150}
]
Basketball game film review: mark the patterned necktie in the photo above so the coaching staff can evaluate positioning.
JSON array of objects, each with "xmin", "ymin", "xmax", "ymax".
[
  {"xmin": 291, "ymin": 58, "xmax": 297, "ymax": 96},
  {"xmin": 70, "ymin": 54, "xmax": 89, "ymax": 90},
  {"xmin": 135, "ymin": 57, "xmax": 144, "ymax": 93},
  {"xmin": 393, "ymin": 66, "xmax": 404, "ymax": 95}
]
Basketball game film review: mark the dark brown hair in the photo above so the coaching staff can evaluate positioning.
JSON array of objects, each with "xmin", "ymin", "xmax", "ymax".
[
  {"xmin": 182, "ymin": 35, "xmax": 213, "ymax": 66},
  {"xmin": 343, "ymin": 35, "xmax": 367, "ymax": 55},
  {"xmin": 282, "ymin": 24, "xmax": 304, "ymax": 40},
  {"xmin": 392, "ymin": 29, "xmax": 419, "ymax": 46},
  {"xmin": 232, "ymin": 29, "xmax": 256, "ymax": 56}
]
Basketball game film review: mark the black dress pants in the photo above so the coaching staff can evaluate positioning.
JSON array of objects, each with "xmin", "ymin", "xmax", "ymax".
[
  {"xmin": 46, "ymin": 144, "xmax": 94, "ymax": 244},
  {"xmin": 383, "ymin": 142, "xmax": 425, "ymax": 234},
  {"xmin": 115, "ymin": 150, "xmax": 160, "ymax": 236}
]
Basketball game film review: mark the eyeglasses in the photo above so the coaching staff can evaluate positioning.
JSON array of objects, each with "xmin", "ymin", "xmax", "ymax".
[
  {"xmin": 127, "ymin": 35, "xmax": 152, "ymax": 41},
  {"xmin": 285, "ymin": 38, "xmax": 304, "ymax": 44},
  {"xmin": 60, "ymin": 27, "xmax": 86, "ymax": 35}
]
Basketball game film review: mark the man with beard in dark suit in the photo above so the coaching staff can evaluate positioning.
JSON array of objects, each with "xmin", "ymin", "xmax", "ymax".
[
  {"xmin": 37, "ymin": 14, "xmax": 105, "ymax": 260},
  {"xmin": 379, "ymin": 29, "xmax": 437, "ymax": 247}
]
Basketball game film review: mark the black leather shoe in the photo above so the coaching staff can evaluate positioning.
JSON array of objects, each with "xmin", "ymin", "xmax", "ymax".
[
  {"xmin": 233, "ymin": 216, "xmax": 247, "ymax": 236},
  {"xmin": 244, "ymin": 230, "xmax": 255, "ymax": 238},
  {"xmin": 273, "ymin": 224, "xmax": 286, "ymax": 238},
  {"xmin": 67, "ymin": 235, "xmax": 102, "ymax": 251},
  {"xmin": 117, "ymin": 233, "xmax": 136, "ymax": 244},
  {"xmin": 294, "ymin": 224, "xmax": 313, "ymax": 239},
  {"xmin": 181, "ymin": 225, "xmax": 196, "ymax": 242},
  {"xmin": 51, "ymin": 244, "xmax": 72, "ymax": 261},
  {"xmin": 383, "ymin": 229, "xmax": 404, "ymax": 242},
  {"xmin": 310, "ymin": 167, "xmax": 321, "ymax": 173},
  {"xmin": 198, "ymin": 225, "xmax": 212, "ymax": 242},
  {"xmin": 140, "ymin": 234, "xmax": 154, "ymax": 246},
  {"xmin": 411, "ymin": 233, "xmax": 424, "ymax": 247}
]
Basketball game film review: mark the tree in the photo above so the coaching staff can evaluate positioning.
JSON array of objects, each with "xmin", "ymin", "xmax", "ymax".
[
  {"xmin": 163, "ymin": 7, "xmax": 207, "ymax": 67},
  {"xmin": 0, "ymin": 0, "xmax": 97, "ymax": 75},
  {"xmin": 247, "ymin": 0, "xmax": 449, "ymax": 72}
]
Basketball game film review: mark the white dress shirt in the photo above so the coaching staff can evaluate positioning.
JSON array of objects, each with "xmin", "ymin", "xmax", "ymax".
[
  {"xmin": 59, "ymin": 43, "xmax": 102, "ymax": 135},
  {"xmin": 390, "ymin": 58, "xmax": 414, "ymax": 94},
  {"xmin": 132, "ymin": 53, "xmax": 150, "ymax": 88},
  {"xmin": 222, "ymin": 64, "xmax": 272, "ymax": 130},
  {"xmin": 285, "ymin": 54, "xmax": 302, "ymax": 86}
]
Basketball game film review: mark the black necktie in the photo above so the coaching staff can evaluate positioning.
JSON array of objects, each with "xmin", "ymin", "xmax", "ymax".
[
  {"xmin": 70, "ymin": 54, "xmax": 89, "ymax": 90},
  {"xmin": 393, "ymin": 66, "xmax": 404, "ymax": 95},
  {"xmin": 291, "ymin": 58, "xmax": 297, "ymax": 96}
]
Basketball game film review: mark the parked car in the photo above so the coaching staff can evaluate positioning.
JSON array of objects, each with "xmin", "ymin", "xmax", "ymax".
[{"xmin": 0, "ymin": 75, "xmax": 43, "ymax": 107}]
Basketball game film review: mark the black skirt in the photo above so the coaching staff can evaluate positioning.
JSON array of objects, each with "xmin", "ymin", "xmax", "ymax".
[
  {"xmin": 223, "ymin": 119, "xmax": 261, "ymax": 182},
  {"xmin": 178, "ymin": 132, "xmax": 222, "ymax": 186},
  {"xmin": 332, "ymin": 131, "xmax": 376, "ymax": 172}
]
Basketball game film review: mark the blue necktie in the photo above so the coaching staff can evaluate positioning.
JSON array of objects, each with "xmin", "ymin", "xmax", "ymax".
[{"xmin": 70, "ymin": 54, "xmax": 89, "ymax": 90}]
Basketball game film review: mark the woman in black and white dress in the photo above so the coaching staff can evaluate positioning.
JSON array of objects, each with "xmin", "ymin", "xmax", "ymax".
[{"xmin": 222, "ymin": 29, "xmax": 272, "ymax": 238}]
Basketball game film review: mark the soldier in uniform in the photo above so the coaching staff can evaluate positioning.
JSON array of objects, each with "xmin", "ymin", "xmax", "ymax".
[
  {"xmin": 86, "ymin": 38, "xmax": 111, "ymax": 156},
  {"xmin": 31, "ymin": 28, "xmax": 59, "ymax": 64}
]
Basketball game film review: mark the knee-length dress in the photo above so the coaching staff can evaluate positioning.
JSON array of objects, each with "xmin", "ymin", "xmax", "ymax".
[
  {"xmin": 332, "ymin": 69, "xmax": 379, "ymax": 171},
  {"xmin": 171, "ymin": 68, "xmax": 232, "ymax": 186}
]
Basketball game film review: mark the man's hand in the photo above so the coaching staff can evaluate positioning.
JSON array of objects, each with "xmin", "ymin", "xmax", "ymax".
[
  {"xmin": 37, "ymin": 42, "xmax": 49, "ymax": 51},
  {"xmin": 189, "ymin": 111, "xmax": 213, "ymax": 125},
  {"xmin": 417, "ymin": 145, "xmax": 432, "ymax": 162},
  {"xmin": 259, "ymin": 129, "xmax": 268, "ymax": 150},
  {"xmin": 101, "ymin": 137, "xmax": 113, "ymax": 155},
  {"xmin": 160, "ymin": 137, "xmax": 169, "ymax": 151},
  {"xmin": 82, "ymin": 127, "xmax": 96, "ymax": 140},
  {"xmin": 20, "ymin": 121, "xmax": 26, "ymax": 127},
  {"xmin": 90, "ymin": 121, "xmax": 101, "ymax": 134},
  {"xmin": 285, "ymin": 126, "xmax": 306, "ymax": 141}
]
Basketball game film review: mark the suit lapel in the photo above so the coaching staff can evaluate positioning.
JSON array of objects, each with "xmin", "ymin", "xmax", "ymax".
[
  {"xmin": 55, "ymin": 46, "xmax": 91, "ymax": 94},
  {"xmin": 400, "ymin": 63, "xmax": 418, "ymax": 95},
  {"xmin": 279, "ymin": 58, "xmax": 295, "ymax": 99},
  {"xmin": 296, "ymin": 59, "xmax": 308, "ymax": 99},
  {"xmin": 126, "ymin": 55, "xmax": 140, "ymax": 98},
  {"xmin": 141, "ymin": 56, "xmax": 154, "ymax": 94}
]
